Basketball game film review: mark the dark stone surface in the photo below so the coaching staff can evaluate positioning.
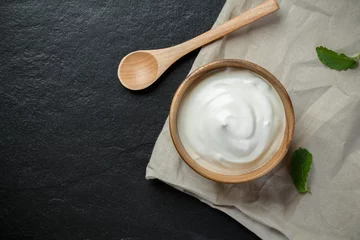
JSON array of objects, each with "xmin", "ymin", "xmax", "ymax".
[{"xmin": 0, "ymin": 0, "xmax": 260, "ymax": 239}]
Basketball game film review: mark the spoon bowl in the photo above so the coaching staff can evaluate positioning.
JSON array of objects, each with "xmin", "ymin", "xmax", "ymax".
[
  {"xmin": 118, "ymin": 51, "xmax": 159, "ymax": 90},
  {"xmin": 117, "ymin": 0, "xmax": 279, "ymax": 90}
]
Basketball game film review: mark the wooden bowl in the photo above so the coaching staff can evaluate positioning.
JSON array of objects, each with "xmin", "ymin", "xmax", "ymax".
[{"xmin": 169, "ymin": 59, "xmax": 295, "ymax": 183}]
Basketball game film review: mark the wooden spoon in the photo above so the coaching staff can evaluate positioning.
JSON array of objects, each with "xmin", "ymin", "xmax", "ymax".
[{"xmin": 118, "ymin": 0, "xmax": 279, "ymax": 90}]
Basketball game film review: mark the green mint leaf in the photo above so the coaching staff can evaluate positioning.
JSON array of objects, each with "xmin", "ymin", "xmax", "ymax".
[
  {"xmin": 290, "ymin": 148, "xmax": 312, "ymax": 193},
  {"xmin": 354, "ymin": 53, "xmax": 360, "ymax": 61},
  {"xmin": 316, "ymin": 46, "xmax": 358, "ymax": 71}
]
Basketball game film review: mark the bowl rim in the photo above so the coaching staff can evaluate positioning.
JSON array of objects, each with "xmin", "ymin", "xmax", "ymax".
[{"xmin": 169, "ymin": 59, "xmax": 295, "ymax": 183}]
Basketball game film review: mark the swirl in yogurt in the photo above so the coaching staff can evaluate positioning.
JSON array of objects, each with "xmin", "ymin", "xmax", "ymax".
[{"xmin": 178, "ymin": 68, "xmax": 285, "ymax": 173}]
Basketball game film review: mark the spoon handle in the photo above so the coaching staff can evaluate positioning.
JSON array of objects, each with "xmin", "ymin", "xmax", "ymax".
[{"xmin": 171, "ymin": 0, "xmax": 279, "ymax": 56}]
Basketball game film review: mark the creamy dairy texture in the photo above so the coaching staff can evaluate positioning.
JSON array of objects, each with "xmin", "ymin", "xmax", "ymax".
[{"xmin": 178, "ymin": 68, "xmax": 286, "ymax": 175}]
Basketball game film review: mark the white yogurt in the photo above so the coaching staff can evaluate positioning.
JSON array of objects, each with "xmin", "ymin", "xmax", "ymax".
[{"xmin": 177, "ymin": 68, "xmax": 286, "ymax": 175}]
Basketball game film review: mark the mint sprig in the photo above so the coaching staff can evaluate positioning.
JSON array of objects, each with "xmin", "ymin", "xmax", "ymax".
[
  {"xmin": 290, "ymin": 148, "xmax": 312, "ymax": 193},
  {"xmin": 316, "ymin": 46, "xmax": 359, "ymax": 71}
]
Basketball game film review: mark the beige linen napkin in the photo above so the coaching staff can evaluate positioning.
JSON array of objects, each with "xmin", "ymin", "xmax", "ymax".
[{"xmin": 146, "ymin": 0, "xmax": 360, "ymax": 239}]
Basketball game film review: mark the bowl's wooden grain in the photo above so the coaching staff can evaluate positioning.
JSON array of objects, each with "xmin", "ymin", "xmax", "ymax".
[{"xmin": 169, "ymin": 59, "xmax": 295, "ymax": 183}]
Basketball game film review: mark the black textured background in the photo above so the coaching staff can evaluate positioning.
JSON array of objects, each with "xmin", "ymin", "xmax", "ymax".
[{"xmin": 0, "ymin": 1, "xmax": 260, "ymax": 239}]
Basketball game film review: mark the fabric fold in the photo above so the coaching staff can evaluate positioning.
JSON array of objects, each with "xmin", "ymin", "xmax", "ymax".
[{"xmin": 146, "ymin": 0, "xmax": 360, "ymax": 239}]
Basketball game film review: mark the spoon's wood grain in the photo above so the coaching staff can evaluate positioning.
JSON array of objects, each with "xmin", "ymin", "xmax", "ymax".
[{"xmin": 118, "ymin": 0, "xmax": 279, "ymax": 90}]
